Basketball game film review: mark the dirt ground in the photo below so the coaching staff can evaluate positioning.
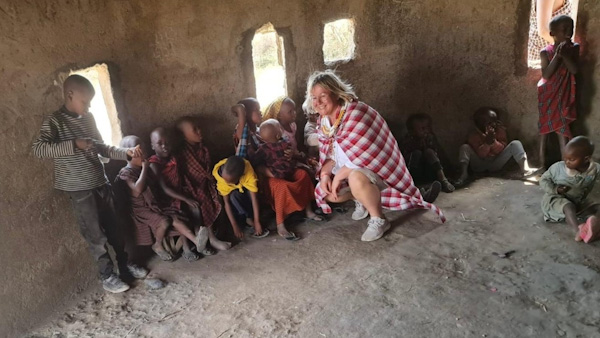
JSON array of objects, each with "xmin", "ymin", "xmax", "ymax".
[{"xmin": 25, "ymin": 177, "xmax": 600, "ymax": 338}]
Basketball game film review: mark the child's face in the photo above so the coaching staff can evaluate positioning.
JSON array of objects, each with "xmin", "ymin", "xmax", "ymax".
[
  {"xmin": 259, "ymin": 124, "xmax": 279, "ymax": 143},
  {"xmin": 551, "ymin": 22, "xmax": 574, "ymax": 43},
  {"xmin": 246, "ymin": 102, "xmax": 262, "ymax": 125},
  {"xmin": 564, "ymin": 145, "xmax": 590, "ymax": 171},
  {"xmin": 179, "ymin": 121, "xmax": 203, "ymax": 144},
  {"xmin": 67, "ymin": 88, "xmax": 94, "ymax": 116},
  {"xmin": 412, "ymin": 119, "xmax": 431, "ymax": 139},
  {"xmin": 151, "ymin": 132, "xmax": 171, "ymax": 158},
  {"xmin": 475, "ymin": 111, "xmax": 498, "ymax": 132},
  {"xmin": 278, "ymin": 102, "xmax": 297, "ymax": 124}
]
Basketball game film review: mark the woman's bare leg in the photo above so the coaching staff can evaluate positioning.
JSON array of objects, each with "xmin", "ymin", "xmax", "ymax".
[{"xmin": 347, "ymin": 171, "xmax": 383, "ymax": 218}]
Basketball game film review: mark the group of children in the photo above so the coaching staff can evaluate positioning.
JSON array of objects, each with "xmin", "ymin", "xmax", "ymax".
[
  {"xmin": 33, "ymin": 14, "xmax": 597, "ymax": 295},
  {"xmin": 398, "ymin": 14, "xmax": 599, "ymax": 243}
]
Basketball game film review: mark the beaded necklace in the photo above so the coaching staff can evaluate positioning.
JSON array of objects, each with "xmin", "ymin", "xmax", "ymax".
[{"xmin": 321, "ymin": 104, "xmax": 347, "ymax": 138}]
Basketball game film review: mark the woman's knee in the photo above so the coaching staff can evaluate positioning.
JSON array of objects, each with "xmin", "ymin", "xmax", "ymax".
[{"xmin": 348, "ymin": 170, "xmax": 372, "ymax": 188}]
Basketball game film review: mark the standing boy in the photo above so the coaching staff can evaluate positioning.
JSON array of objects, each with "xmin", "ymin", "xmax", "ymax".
[{"xmin": 33, "ymin": 75, "xmax": 146, "ymax": 293}]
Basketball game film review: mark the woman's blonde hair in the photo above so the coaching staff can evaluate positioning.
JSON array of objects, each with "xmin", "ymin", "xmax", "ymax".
[{"xmin": 305, "ymin": 70, "xmax": 358, "ymax": 106}]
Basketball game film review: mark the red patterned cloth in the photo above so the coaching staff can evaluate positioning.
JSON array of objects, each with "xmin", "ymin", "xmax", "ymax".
[
  {"xmin": 537, "ymin": 44, "xmax": 577, "ymax": 138},
  {"xmin": 315, "ymin": 101, "xmax": 445, "ymax": 222},
  {"xmin": 148, "ymin": 154, "xmax": 182, "ymax": 210},
  {"xmin": 252, "ymin": 140, "xmax": 296, "ymax": 180},
  {"xmin": 179, "ymin": 142, "xmax": 222, "ymax": 226}
]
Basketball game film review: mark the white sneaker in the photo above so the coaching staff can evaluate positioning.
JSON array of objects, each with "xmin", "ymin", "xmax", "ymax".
[
  {"xmin": 352, "ymin": 200, "xmax": 369, "ymax": 220},
  {"xmin": 361, "ymin": 217, "xmax": 391, "ymax": 242}
]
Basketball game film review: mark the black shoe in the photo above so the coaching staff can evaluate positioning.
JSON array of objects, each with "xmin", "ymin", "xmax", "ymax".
[{"xmin": 422, "ymin": 181, "xmax": 441, "ymax": 203}]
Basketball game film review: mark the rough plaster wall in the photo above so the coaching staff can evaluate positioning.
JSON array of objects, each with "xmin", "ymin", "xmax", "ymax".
[{"xmin": 1, "ymin": 0, "xmax": 598, "ymax": 336}]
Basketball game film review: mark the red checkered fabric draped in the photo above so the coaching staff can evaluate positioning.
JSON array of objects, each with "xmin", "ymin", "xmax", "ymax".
[
  {"xmin": 180, "ymin": 143, "xmax": 222, "ymax": 227},
  {"xmin": 315, "ymin": 101, "xmax": 446, "ymax": 222}
]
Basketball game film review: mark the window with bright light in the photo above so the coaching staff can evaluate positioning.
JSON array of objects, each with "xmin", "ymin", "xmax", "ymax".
[
  {"xmin": 70, "ymin": 64, "xmax": 121, "ymax": 146},
  {"xmin": 323, "ymin": 18, "xmax": 356, "ymax": 64},
  {"xmin": 252, "ymin": 23, "xmax": 288, "ymax": 109}
]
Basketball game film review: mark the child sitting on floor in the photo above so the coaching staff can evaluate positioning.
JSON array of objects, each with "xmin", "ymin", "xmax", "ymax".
[
  {"xmin": 540, "ymin": 136, "xmax": 600, "ymax": 243},
  {"xmin": 213, "ymin": 155, "xmax": 267, "ymax": 239},
  {"xmin": 148, "ymin": 127, "xmax": 212, "ymax": 261},
  {"xmin": 538, "ymin": 15, "xmax": 579, "ymax": 170},
  {"xmin": 232, "ymin": 98, "xmax": 263, "ymax": 159},
  {"xmin": 456, "ymin": 107, "xmax": 531, "ymax": 186},
  {"xmin": 303, "ymin": 100, "xmax": 320, "ymax": 162},
  {"xmin": 176, "ymin": 116, "xmax": 231, "ymax": 251},
  {"xmin": 401, "ymin": 113, "xmax": 454, "ymax": 193},
  {"xmin": 116, "ymin": 135, "xmax": 199, "ymax": 261},
  {"xmin": 252, "ymin": 119, "xmax": 323, "ymax": 240}
]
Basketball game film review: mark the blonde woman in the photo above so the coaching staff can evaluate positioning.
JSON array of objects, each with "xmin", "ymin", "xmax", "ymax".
[{"xmin": 307, "ymin": 70, "xmax": 445, "ymax": 242}]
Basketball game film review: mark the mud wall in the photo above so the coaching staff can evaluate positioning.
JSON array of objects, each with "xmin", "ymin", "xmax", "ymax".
[{"xmin": 1, "ymin": 0, "xmax": 598, "ymax": 336}]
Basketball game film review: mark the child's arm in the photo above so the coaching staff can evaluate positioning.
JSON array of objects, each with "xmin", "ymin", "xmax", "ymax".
[
  {"xmin": 559, "ymin": 43, "xmax": 579, "ymax": 75},
  {"xmin": 149, "ymin": 162, "xmax": 199, "ymax": 208},
  {"xmin": 541, "ymin": 45, "xmax": 564, "ymax": 80},
  {"xmin": 249, "ymin": 191, "xmax": 263, "ymax": 235},
  {"xmin": 223, "ymin": 194, "xmax": 244, "ymax": 239},
  {"xmin": 32, "ymin": 117, "xmax": 90, "ymax": 158},
  {"xmin": 126, "ymin": 161, "xmax": 149, "ymax": 198},
  {"xmin": 232, "ymin": 104, "xmax": 247, "ymax": 141},
  {"xmin": 539, "ymin": 166, "xmax": 559, "ymax": 194}
]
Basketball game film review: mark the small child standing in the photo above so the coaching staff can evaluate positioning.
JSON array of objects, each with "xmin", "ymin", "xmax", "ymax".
[
  {"xmin": 116, "ymin": 136, "xmax": 198, "ymax": 261},
  {"xmin": 540, "ymin": 136, "xmax": 600, "ymax": 243},
  {"xmin": 32, "ymin": 75, "xmax": 147, "ymax": 293},
  {"xmin": 401, "ymin": 113, "xmax": 454, "ymax": 193},
  {"xmin": 252, "ymin": 119, "xmax": 323, "ymax": 240},
  {"xmin": 263, "ymin": 96, "xmax": 299, "ymax": 152},
  {"xmin": 148, "ymin": 127, "xmax": 211, "ymax": 261},
  {"xmin": 176, "ymin": 116, "xmax": 231, "ymax": 251},
  {"xmin": 456, "ymin": 107, "xmax": 530, "ymax": 185},
  {"xmin": 538, "ymin": 15, "xmax": 579, "ymax": 169},
  {"xmin": 212, "ymin": 156, "xmax": 267, "ymax": 240},
  {"xmin": 232, "ymin": 98, "xmax": 263, "ymax": 159}
]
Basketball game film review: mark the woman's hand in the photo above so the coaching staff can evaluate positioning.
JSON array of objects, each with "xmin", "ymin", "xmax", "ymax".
[
  {"xmin": 320, "ymin": 174, "xmax": 332, "ymax": 195},
  {"xmin": 331, "ymin": 174, "xmax": 343, "ymax": 200}
]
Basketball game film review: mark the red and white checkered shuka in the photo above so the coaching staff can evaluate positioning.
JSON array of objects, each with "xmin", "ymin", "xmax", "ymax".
[{"xmin": 315, "ymin": 101, "xmax": 446, "ymax": 222}]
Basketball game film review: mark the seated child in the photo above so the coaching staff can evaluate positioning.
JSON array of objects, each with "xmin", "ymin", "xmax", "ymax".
[
  {"xmin": 176, "ymin": 116, "xmax": 231, "ymax": 251},
  {"xmin": 302, "ymin": 100, "xmax": 320, "ymax": 163},
  {"xmin": 148, "ymin": 127, "xmax": 212, "ymax": 261},
  {"xmin": 116, "ymin": 135, "xmax": 199, "ymax": 261},
  {"xmin": 232, "ymin": 98, "xmax": 263, "ymax": 159},
  {"xmin": 252, "ymin": 119, "xmax": 323, "ymax": 241},
  {"xmin": 540, "ymin": 136, "xmax": 600, "ymax": 243},
  {"xmin": 212, "ymin": 156, "xmax": 267, "ymax": 239},
  {"xmin": 538, "ymin": 15, "xmax": 579, "ymax": 170},
  {"xmin": 263, "ymin": 96, "xmax": 299, "ymax": 152},
  {"xmin": 456, "ymin": 107, "xmax": 531, "ymax": 185},
  {"xmin": 401, "ymin": 113, "xmax": 454, "ymax": 193}
]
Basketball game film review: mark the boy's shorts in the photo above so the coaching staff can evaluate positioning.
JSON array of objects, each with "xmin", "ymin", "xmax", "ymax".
[{"xmin": 542, "ymin": 194, "xmax": 599, "ymax": 222}]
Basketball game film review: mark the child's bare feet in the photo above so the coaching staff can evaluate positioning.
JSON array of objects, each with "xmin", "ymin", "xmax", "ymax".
[
  {"xmin": 277, "ymin": 223, "xmax": 300, "ymax": 241},
  {"xmin": 182, "ymin": 240, "xmax": 199, "ymax": 261},
  {"xmin": 152, "ymin": 242, "xmax": 173, "ymax": 261},
  {"xmin": 195, "ymin": 226, "xmax": 209, "ymax": 252},
  {"xmin": 305, "ymin": 210, "xmax": 324, "ymax": 222},
  {"xmin": 210, "ymin": 238, "xmax": 232, "ymax": 251}
]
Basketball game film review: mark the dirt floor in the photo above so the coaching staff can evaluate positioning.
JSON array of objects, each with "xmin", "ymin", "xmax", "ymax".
[{"xmin": 25, "ymin": 177, "xmax": 600, "ymax": 338}]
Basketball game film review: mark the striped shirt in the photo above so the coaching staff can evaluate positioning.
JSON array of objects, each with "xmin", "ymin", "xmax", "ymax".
[{"xmin": 32, "ymin": 106, "xmax": 128, "ymax": 191}]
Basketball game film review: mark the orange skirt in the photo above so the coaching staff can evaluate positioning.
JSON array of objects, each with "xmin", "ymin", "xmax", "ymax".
[{"xmin": 264, "ymin": 169, "xmax": 315, "ymax": 224}]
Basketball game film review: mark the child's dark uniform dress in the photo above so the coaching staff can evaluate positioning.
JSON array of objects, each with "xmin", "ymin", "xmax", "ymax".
[
  {"xmin": 401, "ymin": 133, "xmax": 443, "ymax": 183},
  {"xmin": 32, "ymin": 106, "xmax": 129, "ymax": 280},
  {"xmin": 115, "ymin": 166, "xmax": 179, "ymax": 245}
]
